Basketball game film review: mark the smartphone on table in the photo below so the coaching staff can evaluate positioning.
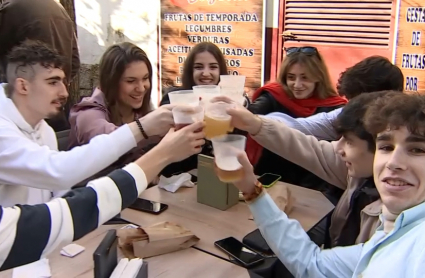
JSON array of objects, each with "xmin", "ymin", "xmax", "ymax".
[
  {"xmin": 258, "ymin": 173, "xmax": 281, "ymax": 188},
  {"xmin": 214, "ymin": 237, "xmax": 264, "ymax": 267},
  {"xmin": 128, "ymin": 198, "xmax": 168, "ymax": 215}
]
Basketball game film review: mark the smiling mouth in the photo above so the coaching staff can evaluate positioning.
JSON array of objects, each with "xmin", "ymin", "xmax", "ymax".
[
  {"xmin": 382, "ymin": 178, "xmax": 414, "ymax": 191},
  {"xmin": 51, "ymin": 100, "xmax": 63, "ymax": 106},
  {"xmin": 130, "ymin": 95, "xmax": 143, "ymax": 101}
]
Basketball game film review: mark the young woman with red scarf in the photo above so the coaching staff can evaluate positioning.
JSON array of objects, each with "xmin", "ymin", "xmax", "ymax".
[{"xmin": 247, "ymin": 47, "xmax": 347, "ymax": 204}]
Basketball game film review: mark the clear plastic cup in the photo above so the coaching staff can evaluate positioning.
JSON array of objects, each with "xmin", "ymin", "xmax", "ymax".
[
  {"xmin": 211, "ymin": 134, "xmax": 247, "ymax": 182},
  {"xmin": 220, "ymin": 75, "xmax": 246, "ymax": 105},
  {"xmin": 168, "ymin": 90, "xmax": 199, "ymax": 106},
  {"xmin": 204, "ymin": 102, "xmax": 233, "ymax": 140},
  {"xmin": 172, "ymin": 105, "xmax": 204, "ymax": 130},
  {"xmin": 192, "ymin": 85, "xmax": 220, "ymax": 107},
  {"xmin": 219, "ymin": 75, "xmax": 246, "ymax": 88}
]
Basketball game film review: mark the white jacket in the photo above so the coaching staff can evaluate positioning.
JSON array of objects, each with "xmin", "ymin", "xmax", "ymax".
[{"xmin": 0, "ymin": 84, "xmax": 138, "ymax": 206}]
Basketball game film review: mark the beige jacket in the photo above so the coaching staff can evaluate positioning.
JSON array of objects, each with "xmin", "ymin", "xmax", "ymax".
[{"xmin": 253, "ymin": 117, "xmax": 381, "ymax": 245}]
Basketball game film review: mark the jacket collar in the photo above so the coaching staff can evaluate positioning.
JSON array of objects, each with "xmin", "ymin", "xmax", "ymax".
[{"xmin": 0, "ymin": 83, "xmax": 44, "ymax": 133}]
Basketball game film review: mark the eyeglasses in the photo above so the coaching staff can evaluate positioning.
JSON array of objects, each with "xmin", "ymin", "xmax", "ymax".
[{"xmin": 285, "ymin": 46, "xmax": 318, "ymax": 56}]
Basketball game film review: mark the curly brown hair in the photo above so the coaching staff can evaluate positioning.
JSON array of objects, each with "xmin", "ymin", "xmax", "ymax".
[
  {"xmin": 333, "ymin": 91, "xmax": 399, "ymax": 152},
  {"xmin": 364, "ymin": 92, "xmax": 425, "ymax": 137},
  {"xmin": 6, "ymin": 39, "xmax": 63, "ymax": 81},
  {"xmin": 336, "ymin": 56, "xmax": 403, "ymax": 100}
]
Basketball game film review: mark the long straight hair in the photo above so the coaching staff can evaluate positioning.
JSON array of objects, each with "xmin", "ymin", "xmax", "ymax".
[
  {"xmin": 98, "ymin": 42, "xmax": 153, "ymax": 125},
  {"xmin": 278, "ymin": 51, "xmax": 337, "ymax": 99},
  {"xmin": 181, "ymin": 42, "xmax": 228, "ymax": 89}
]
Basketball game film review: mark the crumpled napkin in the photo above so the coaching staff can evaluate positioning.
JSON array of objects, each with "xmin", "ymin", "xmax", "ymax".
[
  {"xmin": 13, "ymin": 258, "xmax": 51, "ymax": 278},
  {"xmin": 157, "ymin": 173, "xmax": 194, "ymax": 193}
]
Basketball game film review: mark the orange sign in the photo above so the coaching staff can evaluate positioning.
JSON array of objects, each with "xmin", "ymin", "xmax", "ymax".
[
  {"xmin": 394, "ymin": 0, "xmax": 425, "ymax": 93},
  {"xmin": 160, "ymin": 0, "xmax": 265, "ymax": 90}
]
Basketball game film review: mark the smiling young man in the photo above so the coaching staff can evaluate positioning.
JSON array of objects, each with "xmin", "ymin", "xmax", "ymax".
[
  {"xmin": 216, "ymin": 91, "xmax": 400, "ymax": 247},
  {"xmin": 231, "ymin": 92, "xmax": 425, "ymax": 277},
  {"xmin": 0, "ymin": 40, "xmax": 176, "ymax": 207}
]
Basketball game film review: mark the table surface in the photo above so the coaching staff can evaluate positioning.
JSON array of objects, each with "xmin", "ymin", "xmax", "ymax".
[
  {"xmin": 0, "ymin": 181, "xmax": 333, "ymax": 278},
  {"xmin": 122, "ymin": 181, "xmax": 334, "ymax": 258},
  {"xmin": 0, "ymin": 225, "xmax": 249, "ymax": 278}
]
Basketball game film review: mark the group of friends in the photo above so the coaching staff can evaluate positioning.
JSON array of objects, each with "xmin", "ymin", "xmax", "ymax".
[{"xmin": 0, "ymin": 0, "xmax": 425, "ymax": 277}]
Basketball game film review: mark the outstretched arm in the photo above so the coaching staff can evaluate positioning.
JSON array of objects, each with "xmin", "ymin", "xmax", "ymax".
[{"xmin": 265, "ymin": 108, "xmax": 342, "ymax": 141}]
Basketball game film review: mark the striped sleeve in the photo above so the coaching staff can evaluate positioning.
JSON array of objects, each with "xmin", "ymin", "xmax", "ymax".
[{"xmin": 0, "ymin": 163, "xmax": 147, "ymax": 271}]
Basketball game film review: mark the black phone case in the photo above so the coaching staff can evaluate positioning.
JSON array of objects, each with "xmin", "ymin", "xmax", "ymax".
[
  {"xmin": 93, "ymin": 229, "xmax": 149, "ymax": 278},
  {"xmin": 93, "ymin": 230, "xmax": 118, "ymax": 278},
  {"xmin": 215, "ymin": 238, "xmax": 264, "ymax": 268},
  {"xmin": 243, "ymin": 229, "xmax": 274, "ymax": 256},
  {"xmin": 129, "ymin": 199, "xmax": 168, "ymax": 215}
]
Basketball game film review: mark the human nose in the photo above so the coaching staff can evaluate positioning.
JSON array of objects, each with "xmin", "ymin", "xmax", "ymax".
[
  {"xmin": 334, "ymin": 139, "xmax": 345, "ymax": 157},
  {"xmin": 61, "ymin": 82, "xmax": 69, "ymax": 98},
  {"xmin": 294, "ymin": 78, "xmax": 303, "ymax": 88},
  {"xmin": 385, "ymin": 147, "xmax": 407, "ymax": 171}
]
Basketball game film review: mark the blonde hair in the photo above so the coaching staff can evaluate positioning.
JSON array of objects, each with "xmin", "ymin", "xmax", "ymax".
[{"xmin": 277, "ymin": 51, "xmax": 337, "ymax": 99}]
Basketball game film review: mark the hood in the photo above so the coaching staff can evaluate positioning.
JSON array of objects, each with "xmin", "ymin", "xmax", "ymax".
[
  {"xmin": 69, "ymin": 88, "xmax": 110, "ymax": 123},
  {"xmin": 0, "ymin": 83, "xmax": 45, "ymax": 133}
]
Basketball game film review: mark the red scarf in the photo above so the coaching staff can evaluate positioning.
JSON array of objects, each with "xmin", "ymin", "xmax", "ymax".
[{"xmin": 246, "ymin": 82, "xmax": 347, "ymax": 165}]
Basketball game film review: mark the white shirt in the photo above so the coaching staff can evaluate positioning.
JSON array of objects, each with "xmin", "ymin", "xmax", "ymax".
[
  {"xmin": 0, "ymin": 84, "xmax": 138, "ymax": 206},
  {"xmin": 265, "ymin": 108, "xmax": 342, "ymax": 140}
]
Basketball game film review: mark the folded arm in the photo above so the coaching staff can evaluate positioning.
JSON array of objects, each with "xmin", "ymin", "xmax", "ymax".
[
  {"xmin": 265, "ymin": 108, "xmax": 341, "ymax": 141},
  {"xmin": 252, "ymin": 117, "xmax": 348, "ymax": 189},
  {"xmin": 249, "ymin": 193, "xmax": 362, "ymax": 278}
]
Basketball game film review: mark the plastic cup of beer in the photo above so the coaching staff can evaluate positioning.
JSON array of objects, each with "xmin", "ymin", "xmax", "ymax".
[
  {"xmin": 168, "ymin": 90, "xmax": 199, "ymax": 106},
  {"xmin": 211, "ymin": 134, "xmax": 246, "ymax": 182},
  {"xmin": 204, "ymin": 101, "xmax": 233, "ymax": 140},
  {"xmin": 192, "ymin": 85, "xmax": 220, "ymax": 107},
  {"xmin": 172, "ymin": 105, "xmax": 204, "ymax": 131}
]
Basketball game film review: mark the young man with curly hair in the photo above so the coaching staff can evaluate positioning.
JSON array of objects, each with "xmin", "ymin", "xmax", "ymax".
[{"xmin": 231, "ymin": 92, "xmax": 425, "ymax": 277}]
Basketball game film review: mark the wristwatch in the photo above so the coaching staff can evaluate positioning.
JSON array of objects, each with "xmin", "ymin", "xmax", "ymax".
[{"xmin": 243, "ymin": 180, "xmax": 263, "ymax": 202}]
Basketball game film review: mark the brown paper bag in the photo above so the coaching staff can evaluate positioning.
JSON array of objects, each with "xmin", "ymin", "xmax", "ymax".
[
  {"xmin": 249, "ymin": 185, "xmax": 295, "ymax": 220},
  {"xmin": 117, "ymin": 222, "xmax": 200, "ymax": 259}
]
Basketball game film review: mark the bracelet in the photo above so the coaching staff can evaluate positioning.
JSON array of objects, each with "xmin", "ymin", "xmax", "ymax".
[
  {"xmin": 243, "ymin": 180, "xmax": 263, "ymax": 202},
  {"xmin": 135, "ymin": 119, "xmax": 149, "ymax": 140}
]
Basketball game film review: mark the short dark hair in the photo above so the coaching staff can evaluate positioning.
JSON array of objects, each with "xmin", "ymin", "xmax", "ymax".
[
  {"xmin": 364, "ymin": 92, "xmax": 425, "ymax": 138},
  {"xmin": 336, "ymin": 56, "xmax": 403, "ymax": 100},
  {"xmin": 181, "ymin": 42, "xmax": 228, "ymax": 89},
  {"xmin": 333, "ymin": 91, "xmax": 402, "ymax": 151},
  {"xmin": 6, "ymin": 40, "xmax": 63, "ymax": 78}
]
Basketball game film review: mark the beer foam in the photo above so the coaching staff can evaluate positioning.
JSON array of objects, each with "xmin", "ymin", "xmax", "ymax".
[
  {"xmin": 216, "ymin": 156, "xmax": 241, "ymax": 171},
  {"xmin": 206, "ymin": 111, "xmax": 230, "ymax": 120}
]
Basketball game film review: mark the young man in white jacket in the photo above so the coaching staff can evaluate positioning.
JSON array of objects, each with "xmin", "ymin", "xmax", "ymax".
[
  {"xmin": 0, "ymin": 40, "xmax": 175, "ymax": 206},
  {"xmin": 0, "ymin": 119, "xmax": 206, "ymax": 270}
]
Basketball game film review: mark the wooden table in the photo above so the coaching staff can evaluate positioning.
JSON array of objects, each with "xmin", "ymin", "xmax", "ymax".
[
  {"xmin": 0, "ymin": 224, "xmax": 248, "ymax": 278},
  {"xmin": 122, "ymin": 181, "xmax": 334, "ymax": 258},
  {"xmin": 0, "ymin": 181, "xmax": 333, "ymax": 277}
]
